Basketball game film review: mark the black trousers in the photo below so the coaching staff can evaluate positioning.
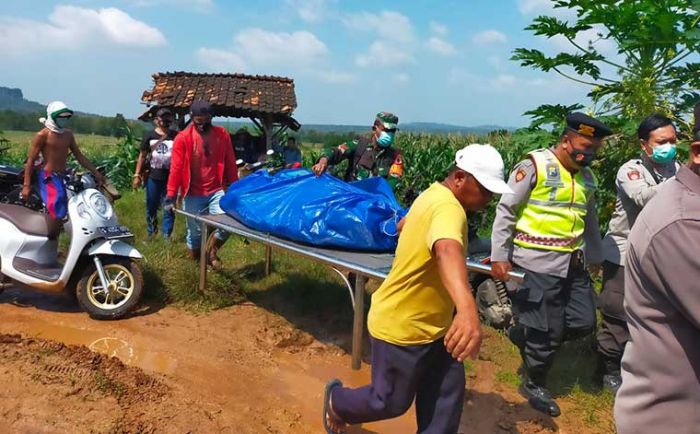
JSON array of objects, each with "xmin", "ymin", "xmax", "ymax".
[
  {"xmin": 512, "ymin": 255, "xmax": 597, "ymax": 384},
  {"xmin": 333, "ymin": 337, "xmax": 465, "ymax": 434},
  {"xmin": 596, "ymin": 261, "xmax": 628, "ymax": 363}
]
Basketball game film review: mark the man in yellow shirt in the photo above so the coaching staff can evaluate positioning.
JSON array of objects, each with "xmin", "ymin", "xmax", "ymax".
[{"xmin": 323, "ymin": 144, "xmax": 513, "ymax": 434}]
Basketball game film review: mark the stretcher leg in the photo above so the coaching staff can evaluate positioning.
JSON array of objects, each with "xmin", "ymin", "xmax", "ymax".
[
  {"xmin": 351, "ymin": 275, "xmax": 367, "ymax": 370},
  {"xmin": 265, "ymin": 246, "xmax": 272, "ymax": 276},
  {"xmin": 199, "ymin": 221, "xmax": 209, "ymax": 292}
]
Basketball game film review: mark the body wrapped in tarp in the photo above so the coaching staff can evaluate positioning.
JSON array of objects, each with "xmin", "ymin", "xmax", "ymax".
[{"xmin": 220, "ymin": 169, "xmax": 407, "ymax": 251}]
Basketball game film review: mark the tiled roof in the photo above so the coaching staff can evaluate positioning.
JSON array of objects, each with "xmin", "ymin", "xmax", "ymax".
[{"xmin": 140, "ymin": 72, "xmax": 298, "ymax": 124}]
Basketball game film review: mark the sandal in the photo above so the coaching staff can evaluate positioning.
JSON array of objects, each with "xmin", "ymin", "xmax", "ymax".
[{"xmin": 323, "ymin": 379, "xmax": 346, "ymax": 434}]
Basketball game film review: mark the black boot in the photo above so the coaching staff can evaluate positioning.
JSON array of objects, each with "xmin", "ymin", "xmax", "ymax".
[
  {"xmin": 507, "ymin": 322, "xmax": 527, "ymax": 355},
  {"xmin": 520, "ymin": 371, "xmax": 561, "ymax": 417},
  {"xmin": 601, "ymin": 357, "xmax": 622, "ymax": 394}
]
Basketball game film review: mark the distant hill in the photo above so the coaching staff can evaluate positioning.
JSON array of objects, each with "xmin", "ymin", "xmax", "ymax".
[
  {"xmin": 218, "ymin": 121, "xmax": 513, "ymax": 135},
  {"xmin": 0, "ymin": 87, "xmax": 45, "ymax": 113},
  {"xmin": 2, "ymin": 85, "xmax": 512, "ymax": 135}
]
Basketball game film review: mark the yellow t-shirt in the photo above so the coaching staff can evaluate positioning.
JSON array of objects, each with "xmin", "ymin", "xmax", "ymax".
[{"xmin": 367, "ymin": 182, "xmax": 467, "ymax": 346}]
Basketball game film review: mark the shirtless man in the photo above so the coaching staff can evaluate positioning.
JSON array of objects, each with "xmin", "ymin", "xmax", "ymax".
[{"xmin": 23, "ymin": 101, "xmax": 104, "ymax": 219}]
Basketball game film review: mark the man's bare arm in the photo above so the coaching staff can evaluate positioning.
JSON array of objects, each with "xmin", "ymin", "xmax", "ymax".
[
  {"xmin": 434, "ymin": 238, "xmax": 482, "ymax": 361},
  {"xmin": 24, "ymin": 131, "xmax": 45, "ymax": 185}
]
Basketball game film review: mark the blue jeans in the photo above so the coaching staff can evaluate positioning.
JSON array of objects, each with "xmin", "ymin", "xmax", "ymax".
[
  {"xmin": 146, "ymin": 177, "xmax": 174, "ymax": 237},
  {"xmin": 182, "ymin": 190, "xmax": 229, "ymax": 250}
]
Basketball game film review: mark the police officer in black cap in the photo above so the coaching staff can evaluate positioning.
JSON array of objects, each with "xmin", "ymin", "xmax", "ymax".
[{"xmin": 490, "ymin": 112, "xmax": 612, "ymax": 417}]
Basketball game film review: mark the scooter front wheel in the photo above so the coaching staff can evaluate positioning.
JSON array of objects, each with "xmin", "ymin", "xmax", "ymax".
[{"xmin": 76, "ymin": 256, "xmax": 144, "ymax": 320}]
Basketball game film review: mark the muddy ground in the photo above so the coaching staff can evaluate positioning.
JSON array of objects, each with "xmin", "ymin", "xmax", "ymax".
[{"xmin": 0, "ymin": 288, "xmax": 610, "ymax": 433}]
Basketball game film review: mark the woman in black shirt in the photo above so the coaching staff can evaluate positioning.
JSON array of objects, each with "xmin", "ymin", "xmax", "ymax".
[{"xmin": 134, "ymin": 108, "xmax": 178, "ymax": 240}]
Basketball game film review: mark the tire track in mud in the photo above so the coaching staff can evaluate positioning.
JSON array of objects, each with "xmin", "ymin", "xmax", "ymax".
[{"xmin": 0, "ymin": 333, "xmax": 220, "ymax": 433}]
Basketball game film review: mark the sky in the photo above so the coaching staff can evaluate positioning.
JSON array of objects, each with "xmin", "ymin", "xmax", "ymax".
[{"xmin": 0, "ymin": 0, "xmax": 602, "ymax": 127}]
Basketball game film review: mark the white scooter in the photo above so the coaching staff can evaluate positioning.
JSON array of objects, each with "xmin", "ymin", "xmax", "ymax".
[{"xmin": 0, "ymin": 171, "xmax": 144, "ymax": 320}]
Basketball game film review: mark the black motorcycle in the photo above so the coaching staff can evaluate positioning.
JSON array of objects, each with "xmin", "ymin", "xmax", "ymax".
[{"xmin": 0, "ymin": 162, "xmax": 44, "ymax": 211}]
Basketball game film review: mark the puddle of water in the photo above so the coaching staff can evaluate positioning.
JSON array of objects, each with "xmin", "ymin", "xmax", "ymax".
[{"xmin": 16, "ymin": 320, "xmax": 178, "ymax": 375}]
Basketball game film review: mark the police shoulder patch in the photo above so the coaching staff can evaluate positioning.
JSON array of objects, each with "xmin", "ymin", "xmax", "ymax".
[
  {"xmin": 515, "ymin": 168, "xmax": 526, "ymax": 183},
  {"xmin": 627, "ymin": 169, "xmax": 641, "ymax": 181}
]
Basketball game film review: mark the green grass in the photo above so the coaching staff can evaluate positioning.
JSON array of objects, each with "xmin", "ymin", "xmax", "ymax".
[{"xmin": 2, "ymin": 130, "xmax": 119, "ymax": 158}]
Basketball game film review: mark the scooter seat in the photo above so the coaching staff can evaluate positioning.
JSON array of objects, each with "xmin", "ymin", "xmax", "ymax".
[{"xmin": 0, "ymin": 203, "xmax": 61, "ymax": 239}]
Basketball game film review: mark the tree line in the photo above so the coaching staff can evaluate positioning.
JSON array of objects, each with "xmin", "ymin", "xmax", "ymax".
[{"xmin": 0, "ymin": 110, "xmax": 149, "ymax": 138}]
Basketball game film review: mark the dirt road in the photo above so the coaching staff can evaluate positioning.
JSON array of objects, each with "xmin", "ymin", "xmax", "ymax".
[{"xmin": 0, "ymin": 288, "xmax": 602, "ymax": 433}]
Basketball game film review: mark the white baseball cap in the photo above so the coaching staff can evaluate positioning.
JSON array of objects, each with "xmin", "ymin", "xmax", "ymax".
[{"xmin": 455, "ymin": 144, "xmax": 513, "ymax": 194}]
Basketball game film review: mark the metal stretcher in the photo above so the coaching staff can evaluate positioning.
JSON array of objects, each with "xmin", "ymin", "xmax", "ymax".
[{"xmin": 175, "ymin": 209, "xmax": 524, "ymax": 369}]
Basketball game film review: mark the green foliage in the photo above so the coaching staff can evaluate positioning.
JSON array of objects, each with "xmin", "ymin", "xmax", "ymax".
[
  {"xmin": 0, "ymin": 109, "xmax": 148, "ymax": 138},
  {"xmin": 92, "ymin": 127, "xmax": 141, "ymax": 189},
  {"xmin": 513, "ymin": 0, "xmax": 700, "ymax": 123}
]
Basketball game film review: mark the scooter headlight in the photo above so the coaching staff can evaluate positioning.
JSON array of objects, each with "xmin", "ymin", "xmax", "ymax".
[{"xmin": 88, "ymin": 191, "xmax": 113, "ymax": 219}]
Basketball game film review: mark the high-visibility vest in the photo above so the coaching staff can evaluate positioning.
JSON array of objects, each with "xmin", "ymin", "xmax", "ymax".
[{"xmin": 513, "ymin": 149, "xmax": 596, "ymax": 252}]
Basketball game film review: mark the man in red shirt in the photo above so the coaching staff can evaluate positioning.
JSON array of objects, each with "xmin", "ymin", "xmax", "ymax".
[{"xmin": 165, "ymin": 101, "xmax": 238, "ymax": 267}]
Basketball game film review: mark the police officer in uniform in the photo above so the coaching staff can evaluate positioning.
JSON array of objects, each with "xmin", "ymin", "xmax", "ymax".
[
  {"xmin": 597, "ymin": 114, "xmax": 680, "ymax": 393},
  {"xmin": 312, "ymin": 112, "xmax": 404, "ymax": 188},
  {"xmin": 490, "ymin": 113, "xmax": 612, "ymax": 417}
]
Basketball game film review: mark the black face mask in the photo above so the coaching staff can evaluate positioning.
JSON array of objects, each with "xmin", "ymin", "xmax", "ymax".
[
  {"xmin": 195, "ymin": 121, "xmax": 212, "ymax": 133},
  {"xmin": 570, "ymin": 148, "xmax": 596, "ymax": 167}
]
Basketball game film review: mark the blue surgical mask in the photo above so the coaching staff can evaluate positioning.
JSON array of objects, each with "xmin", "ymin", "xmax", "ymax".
[
  {"xmin": 55, "ymin": 117, "xmax": 70, "ymax": 128},
  {"xmin": 376, "ymin": 130, "xmax": 395, "ymax": 147},
  {"xmin": 651, "ymin": 143, "xmax": 677, "ymax": 164}
]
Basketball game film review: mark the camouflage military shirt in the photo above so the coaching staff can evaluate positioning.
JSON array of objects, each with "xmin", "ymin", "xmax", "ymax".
[{"xmin": 321, "ymin": 136, "xmax": 404, "ymax": 189}]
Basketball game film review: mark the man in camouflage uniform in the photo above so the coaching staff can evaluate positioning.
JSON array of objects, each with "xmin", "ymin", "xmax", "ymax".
[{"xmin": 312, "ymin": 112, "xmax": 404, "ymax": 189}]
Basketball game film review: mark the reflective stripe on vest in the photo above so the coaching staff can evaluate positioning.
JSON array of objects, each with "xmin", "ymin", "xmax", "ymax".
[{"xmin": 514, "ymin": 149, "xmax": 595, "ymax": 252}]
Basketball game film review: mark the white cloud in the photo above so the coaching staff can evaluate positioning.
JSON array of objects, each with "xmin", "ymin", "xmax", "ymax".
[
  {"xmin": 517, "ymin": 0, "xmax": 576, "ymax": 19},
  {"xmin": 0, "ymin": 5, "xmax": 166, "ymax": 56},
  {"xmin": 551, "ymin": 25, "xmax": 616, "ymax": 55},
  {"xmin": 425, "ymin": 37, "xmax": 456, "ymax": 56},
  {"xmin": 196, "ymin": 48, "xmax": 247, "ymax": 71},
  {"xmin": 489, "ymin": 74, "xmax": 518, "ymax": 90},
  {"xmin": 199, "ymin": 28, "xmax": 327, "ymax": 73},
  {"xmin": 488, "ymin": 55, "xmax": 506, "ymax": 71},
  {"xmin": 355, "ymin": 41, "xmax": 415, "ymax": 68},
  {"xmin": 430, "ymin": 21, "xmax": 448, "ymax": 36},
  {"xmin": 317, "ymin": 70, "xmax": 356, "ymax": 84},
  {"xmin": 342, "ymin": 11, "xmax": 415, "ymax": 43},
  {"xmin": 198, "ymin": 27, "xmax": 333, "ymax": 80},
  {"xmin": 396, "ymin": 73, "xmax": 410, "ymax": 84},
  {"xmin": 285, "ymin": 0, "xmax": 330, "ymax": 23},
  {"xmin": 472, "ymin": 30, "xmax": 507, "ymax": 46},
  {"xmin": 448, "ymin": 67, "xmax": 478, "ymax": 86},
  {"xmin": 124, "ymin": 0, "xmax": 214, "ymax": 12}
]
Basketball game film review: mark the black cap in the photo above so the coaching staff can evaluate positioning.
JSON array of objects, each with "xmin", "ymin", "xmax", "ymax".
[
  {"xmin": 190, "ymin": 100, "xmax": 212, "ymax": 116},
  {"xmin": 155, "ymin": 107, "xmax": 173, "ymax": 118},
  {"xmin": 566, "ymin": 112, "xmax": 613, "ymax": 139}
]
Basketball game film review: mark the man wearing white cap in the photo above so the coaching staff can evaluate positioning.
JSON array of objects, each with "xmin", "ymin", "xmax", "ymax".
[{"xmin": 323, "ymin": 144, "xmax": 512, "ymax": 434}]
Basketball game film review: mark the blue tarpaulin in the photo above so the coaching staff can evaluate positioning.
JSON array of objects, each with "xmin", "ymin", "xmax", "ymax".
[{"xmin": 220, "ymin": 169, "xmax": 407, "ymax": 252}]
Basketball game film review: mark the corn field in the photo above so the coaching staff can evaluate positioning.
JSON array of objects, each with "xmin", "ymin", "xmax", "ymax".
[{"xmin": 304, "ymin": 129, "xmax": 648, "ymax": 233}]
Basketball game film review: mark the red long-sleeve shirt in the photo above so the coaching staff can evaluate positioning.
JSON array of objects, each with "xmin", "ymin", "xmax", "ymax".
[{"xmin": 167, "ymin": 124, "xmax": 238, "ymax": 198}]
